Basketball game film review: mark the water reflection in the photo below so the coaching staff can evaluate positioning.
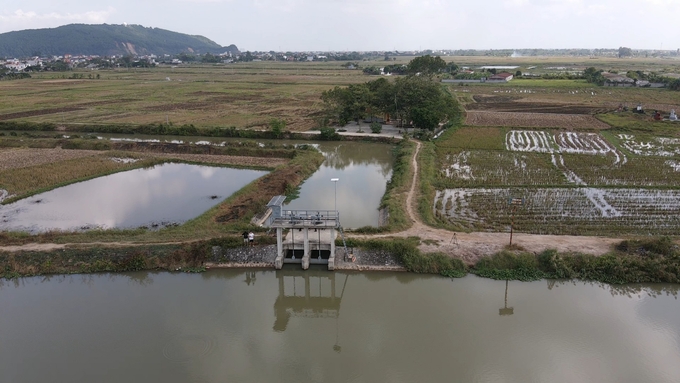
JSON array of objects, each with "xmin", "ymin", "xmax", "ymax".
[
  {"xmin": 273, "ymin": 268, "xmax": 347, "ymax": 332},
  {"xmin": 499, "ymin": 280, "xmax": 514, "ymax": 316},
  {"xmin": 284, "ymin": 142, "xmax": 394, "ymax": 228},
  {"xmin": 2, "ymin": 272, "xmax": 679, "ymax": 383},
  {"xmin": 0, "ymin": 163, "xmax": 267, "ymax": 233},
  {"xmin": 547, "ymin": 279, "xmax": 680, "ymax": 298}
]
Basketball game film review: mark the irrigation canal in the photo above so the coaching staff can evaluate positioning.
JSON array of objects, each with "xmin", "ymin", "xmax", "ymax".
[{"xmin": 0, "ymin": 269, "xmax": 678, "ymax": 382}]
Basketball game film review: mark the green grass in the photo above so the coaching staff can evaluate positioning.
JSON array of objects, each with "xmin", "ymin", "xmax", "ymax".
[
  {"xmin": 344, "ymin": 237, "xmax": 468, "ymax": 278},
  {"xmin": 435, "ymin": 126, "xmax": 506, "ymax": 150},
  {"xmin": 596, "ymin": 112, "xmax": 680, "ymax": 132},
  {"xmin": 472, "ymin": 237, "xmax": 680, "ymax": 284}
]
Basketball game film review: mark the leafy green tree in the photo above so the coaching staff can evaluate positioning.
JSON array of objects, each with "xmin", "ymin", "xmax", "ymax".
[
  {"xmin": 269, "ymin": 118, "xmax": 286, "ymax": 138},
  {"xmin": 618, "ymin": 47, "xmax": 633, "ymax": 58},
  {"xmin": 202, "ymin": 53, "xmax": 222, "ymax": 63},
  {"xmin": 321, "ymin": 75, "xmax": 458, "ymax": 131},
  {"xmin": 669, "ymin": 79, "xmax": 680, "ymax": 91},
  {"xmin": 321, "ymin": 83, "xmax": 372, "ymax": 125},
  {"xmin": 584, "ymin": 67, "xmax": 605, "ymax": 85},
  {"xmin": 444, "ymin": 62, "xmax": 459, "ymax": 73},
  {"xmin": 319, "ymin": 127, "xmax": 340, "ymax": 140},
  {"xmin": 407, "ymin": 55, "xmax": 447, "ymax": 75},
  {"xmin": 362, "ymin": 66, "xmax": 381, "ymax": 75}
]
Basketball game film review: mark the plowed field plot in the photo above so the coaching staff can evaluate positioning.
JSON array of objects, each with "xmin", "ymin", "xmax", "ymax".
[
  {"xmin": 505, "ymin": 130, "xmax": 556, "ymax": 153},
  {"xmin": 466, "ymin": 111, "xmax": 611, "ymax": 129},
  {"xmin": 618, "ymin": 134, "xmax": 680, "ymax": 157},
  {"xmin": 506, "ymin": 130, "xmax": 626, "ymax": 164},
  {"xmin": 433, "ymin": 188, "xmax": 680, "ymax": 236},
  {"xmin": 468, "ymin": 96, "xmax": 608, "ymax": 114}
]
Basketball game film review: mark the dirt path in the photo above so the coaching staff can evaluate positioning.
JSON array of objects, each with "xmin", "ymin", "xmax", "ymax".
[{"xmin": 349, "ymin": 140, "xmax": 621, "ymax": 264}]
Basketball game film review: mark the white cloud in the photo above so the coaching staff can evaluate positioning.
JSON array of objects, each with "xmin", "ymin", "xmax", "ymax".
[{"xmin": 0, "ymin": 7, "xmax": 115, "ymax": 32}]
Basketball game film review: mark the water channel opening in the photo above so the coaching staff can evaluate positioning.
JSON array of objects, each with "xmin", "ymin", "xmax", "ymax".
[
  {"xmin": 285, "ymin": 249, "xmax": 305, "ymax": 259},
  {"xmin": 310, "ymin": 250, "xmax": 331, "ymax": 259}
]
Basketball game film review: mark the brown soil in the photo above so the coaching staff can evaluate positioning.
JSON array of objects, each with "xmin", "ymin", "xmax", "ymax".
[
  {"xmin": 465, "ymin": 111, "xmax": 611, "ymax": 129},
  {"xmin": 468, "ymin": 96, "xmax": 609, "ymax": 114},
  {"xmin": 0, "ymin": 107, "xmax": 84, "ymax": 121}
]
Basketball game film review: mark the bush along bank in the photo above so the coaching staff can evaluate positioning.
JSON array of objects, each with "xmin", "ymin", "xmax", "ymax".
[
  {"xmin": 472, "ymin": 237, "xmax": 680, "ymax": 284},
  {"xmin": 343, "ymin": 236, "xmax": 680, "ymax": 285},
  {"xmin": 344, "ymin": 237, "xmax": 467, "ymax": 278}
]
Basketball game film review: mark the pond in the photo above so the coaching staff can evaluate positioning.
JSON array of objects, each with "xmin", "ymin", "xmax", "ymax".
[
  {"xmin": 66, "ymin": 133, "xmax": 395, "ymax": 228},
  {"xmin": 283, "ymin": 141, "xmax": 394, "ymax": 228},
  {"xmin": 0, "ymin": 163, "xmax": 267, "ymax": 233},
  {"xmin": 0, "ymin": 270, "xmax": 678, "ymax": 383}
]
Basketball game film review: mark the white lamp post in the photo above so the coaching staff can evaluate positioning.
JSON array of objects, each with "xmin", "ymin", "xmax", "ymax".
[{"xmin": 331, "ymin": 178, "xmax": 339, "ymax": 213}]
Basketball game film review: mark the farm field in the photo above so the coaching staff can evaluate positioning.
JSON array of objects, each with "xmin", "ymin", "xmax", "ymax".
[
  {"xmin": 0, "ymin": 62, "xmax": 369, "ymax": 131},
  {"xmin": 465, "ymin": 111, "xmax": 610, "ymax": 129},
  {"xmin": 433, "ymin": 126, "xmax": 680, "ymax": 235},
  {"xmin": 433, "ymin": 187, "xmax": 680, "ymax": 236}
]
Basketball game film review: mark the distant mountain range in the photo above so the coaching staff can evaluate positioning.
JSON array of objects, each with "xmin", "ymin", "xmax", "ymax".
[{"xmin": 0, "ymin": 24, "xmax": 239, "ymax": 58}]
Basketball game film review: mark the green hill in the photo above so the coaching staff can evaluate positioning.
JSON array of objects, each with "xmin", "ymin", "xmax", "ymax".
[{"xmin": 0, "ymin": 24, "xmax": 239, "ymax": 58}]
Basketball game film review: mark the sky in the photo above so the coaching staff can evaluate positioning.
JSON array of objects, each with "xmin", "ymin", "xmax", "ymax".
[{"xmin": 1, "ymin": 0, "xmax": 679, "ymax": 51}]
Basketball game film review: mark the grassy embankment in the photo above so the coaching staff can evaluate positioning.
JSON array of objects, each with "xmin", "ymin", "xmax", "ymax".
[
  {"xmin": 342, "ymin": 236, "xmax": 680, "ymax": 284},
  {"xmin": 0, "ymin": 236, "xmax": 278, "ymax": 279}
]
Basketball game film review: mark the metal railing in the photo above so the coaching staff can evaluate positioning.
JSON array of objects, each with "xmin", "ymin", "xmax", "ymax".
[{"xmin": 270, "ymin": 210, "xmax": 340, "ymax": 226}]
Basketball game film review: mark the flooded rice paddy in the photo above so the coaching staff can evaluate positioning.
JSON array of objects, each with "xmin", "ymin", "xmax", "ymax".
[
  {"xmin": 0, "ymin": 269, "xmax": 678, "ymax": 383},
  {"xmin": 0, "ymin": 163, "xmax": 267, "ymax": 233}
]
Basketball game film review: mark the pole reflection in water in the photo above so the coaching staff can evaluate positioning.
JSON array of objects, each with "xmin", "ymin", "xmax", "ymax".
[{"xmin": 499, "ymin": 280, "xmax": 514, "ymax": 316}]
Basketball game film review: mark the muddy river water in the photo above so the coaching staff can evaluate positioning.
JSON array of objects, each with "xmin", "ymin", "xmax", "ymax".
[{"xmin": 1, "ymin": 269, "xmax": 678, "ymax": 383}]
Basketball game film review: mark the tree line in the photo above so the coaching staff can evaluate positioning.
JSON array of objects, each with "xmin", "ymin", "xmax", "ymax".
[{"xmin": 321, "ymin": 74, "xmax": 459, "ymax": 131}]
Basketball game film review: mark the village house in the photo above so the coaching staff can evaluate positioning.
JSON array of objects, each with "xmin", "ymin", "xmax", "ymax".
[
  {"xmin": 602, "ymin": 72, "xmax": 635, "ymax": 87},
  {"xmin": 487, "ymin": 72, "xmax": 514, "ymax": 82}
]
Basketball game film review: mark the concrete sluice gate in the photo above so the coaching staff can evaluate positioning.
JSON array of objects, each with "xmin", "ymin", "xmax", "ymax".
[{"xmin": 266, "ymin": 196, "xmax": 343, "ymax": 270}]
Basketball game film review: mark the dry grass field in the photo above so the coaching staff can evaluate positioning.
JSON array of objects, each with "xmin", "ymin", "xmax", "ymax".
[{"xmin": 0, "ymin": 62, "xmax": 370, "ymax": 131}]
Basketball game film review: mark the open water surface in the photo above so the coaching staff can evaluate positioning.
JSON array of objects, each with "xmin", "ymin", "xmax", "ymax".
[
  {"xmin": 53, "ymin": 133, "xmax": 395, "ymax": 228},
  {"xmin": 0, "ymin": 163, "xmax": 267, "ymax": 233},
  {"xmin": 0, "ymin": 269, "xmax": 678, "ymax": 383}
]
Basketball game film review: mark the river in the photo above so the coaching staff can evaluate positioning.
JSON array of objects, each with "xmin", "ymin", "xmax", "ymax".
[{"xmin": 1, "ymin": 269, "xmax": 678, "ymax": 383}]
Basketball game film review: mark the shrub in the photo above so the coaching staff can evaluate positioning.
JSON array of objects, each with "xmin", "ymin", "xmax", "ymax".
[
  {"xmin": 370, "ymin": 122, "xmax": 382, "ymax": 134},
  {"xmin": 319, "ymin": 127, "xmax": 340, "ymax": 140}
]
